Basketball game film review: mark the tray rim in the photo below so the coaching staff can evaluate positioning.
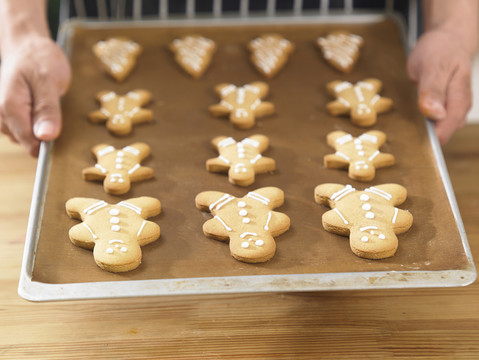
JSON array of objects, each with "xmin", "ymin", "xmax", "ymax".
[{"xmin": 18, "ymin": 14, "xmax": 477, "ymax": 302}]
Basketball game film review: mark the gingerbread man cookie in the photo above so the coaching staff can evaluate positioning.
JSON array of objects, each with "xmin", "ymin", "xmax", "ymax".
[
  {"xmin": 209, "ymin": 82, "xmax": 275, "ymax": 129},
  {"xmin": 314, "ymin": 183, "xmax": 413, "ymax": 259},
  {"xmin": 66, "ymin": 197, "xmax": 162, "ymax": 272},
  {"xmin": 196, "ymin": 187, "xmax": 290, "ymax": 263},
  {"xmin": 82, "ymin": 143, "xmax": 154, "ymax": 195},
  {"xmin": 169, "ymin": 35, "xmax": 216, "ymax": 79},
  {"xmin": 317, "ymin": 31, "xmax": 364, "ymax": 73},
  {"xmin": 324, "ymin": 130, "xmax": 394, "ymax": 181},
  {"xmin": 206, "ymin": 135, "xmax": 275, "ymax": 186},
  {"xmin": 93, "ymin": 37, "xmax": 142, "ymax": 82},
  {"xmin": 248, "ymin": 33, "xmax": 295, "ymax": 78},
  {"xmin": 88, "ymin": 89, "xmax": 153, "ymax": 136},
  {"xmin": 326, "ymin": 79, "xmax": 393, "ymax": 127}
]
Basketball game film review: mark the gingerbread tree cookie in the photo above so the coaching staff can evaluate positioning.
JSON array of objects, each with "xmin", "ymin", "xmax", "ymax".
[
  {"xmin": 66, "ymin": 197, "xmax": 162, "ymax": 272},
  {"xmin": 93, "ymin": 37, "xmax": 142, "ymax": 82},
  {"xmin": 169, "ymin": 35, "xmax": 216, "ymax": 79},
  {"xmin": 88, "ymin": 89, "xmax": 153, "ymax": 136},
  {"xmin": 248, "ymin": 33, "xmax": 295, "ymax": 78},
  {"xmin": 324, "ymin": 130, "xmax": 395, "ymax": 181},
  {"xmin": 82, "ymin": 143, "xmax": 154, "ymax": 195},
  {"xmin": 196, "ymin": 187, "xmax": 290, "ymax": 263},
  {"xmin": 326, "ymin": 79, "xmax": 393, "ymax": 127},
  {"xmin": 317, "ymin": 31, "xmax": 364, "ymax": 73},
  {"xmin": 206, "ymin": 135, "xmax": 275, "ymax": 186},
  {"xmin": 314, "ymin": 183, "xmax": 413, "ymax": 259},
  {"xmin": 209, "ymin": 82, "xmax": 275, "ymax": 129}
]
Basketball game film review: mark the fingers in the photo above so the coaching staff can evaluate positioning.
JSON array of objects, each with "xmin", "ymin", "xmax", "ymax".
[
  {"xmin": 436, "ymin": 65, "xmax": 472, "ymax": 144},
  {"xmin": 0, "ymin": 67, "xmax": 40, "ymax": 156},
  {"xmin": 415, "ymin": 59, "xmax": 451, "ymax": 121},
  {"xmin": 31, "ymin": 79, "xmax": 62, "ymax": 142}
]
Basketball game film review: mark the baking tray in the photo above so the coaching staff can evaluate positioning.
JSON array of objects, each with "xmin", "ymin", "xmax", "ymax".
[{"xmin": 19, "ymin": 14, "xmax": 476, "ymax": 301}]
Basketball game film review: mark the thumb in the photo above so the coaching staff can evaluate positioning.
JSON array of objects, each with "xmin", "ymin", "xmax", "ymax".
[
  {"xmin": 32, "ymin": 80, "xmax": 62, "ymax": 141},
  {"xmin": 414, "ymin": 62, "xmax": 451, "ymax": 121}
]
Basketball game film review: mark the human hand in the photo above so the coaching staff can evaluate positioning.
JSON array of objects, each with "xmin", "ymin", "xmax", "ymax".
[
  {"xmin": 407, "ymin": 29, "xmax": 474, "ymax": 145},
  {"xmin": 0, "ymin": 35, "xmax": 71, "ymax": 156}
]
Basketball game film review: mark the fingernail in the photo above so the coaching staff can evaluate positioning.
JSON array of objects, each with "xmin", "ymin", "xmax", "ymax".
[
  {"xmin": 426, "ymin": 99, "xmax": 447, "ymax": 120},
  {"xmin": 33, "ymin": 121, "xmax": 55, "ymax": 140}
]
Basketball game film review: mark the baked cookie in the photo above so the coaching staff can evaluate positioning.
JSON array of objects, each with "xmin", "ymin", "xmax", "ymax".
[
  {"xmin": 195, "ymin": 187, "xmax": 290, "ymax": 263},
  {"xmin": 317, "ymin": 31, "xmax": 364, "ymax": 73},
  {"xmin": 248, "ymin": 33, "xmax": 295, "ymax": 78},
  {"xmin": 82, "ymin": 143, "xmax": 154, "ymax": 195},
  {"xmin": 66, "ymin": 197, "xmax": 162, "ymax": 272},
  {"xmin": 209, "ymin": 82, "xmax": 275, "ymax": 129},
  {"xmin": 314, "ymin": 183, "xmax": 413, "ymax": 259},
  {"xmin": 93, "ymin": 37, "xmax": 142, "ymax": 82},
  {"xmin": 324, "ymin": 130, "xmax": 394, "ymax": 181},
  {"xmin": 206, "ymin": 135, "xmax": 275, "ymax": 186},
  {"xmin": 169, "ymin": 35, "xmax": 216, "ymax": 79},
  {"xmin": 326, "ymin": 79, "xmax": 393, "ymax": 127},
  {"xmin": 88, "ymin": 89, "xmax": 153, "ymax": 136}
]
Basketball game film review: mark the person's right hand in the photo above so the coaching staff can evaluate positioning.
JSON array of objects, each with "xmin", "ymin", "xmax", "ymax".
[{"xmin": 0, "ymin": 34, "xmax": 71, "ymax": 156}]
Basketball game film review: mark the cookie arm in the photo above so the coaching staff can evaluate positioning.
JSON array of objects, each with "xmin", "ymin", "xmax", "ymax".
[
  {"xmin": 392, "ymin": 209, "xmax": 413, "ymax": 234},
  {"xmin": 136, "ymin": 220, "xmax": 161, "ymax": 246},
  {"xmin": 314, "ymin": 183, "xmax": 346, "ymax": 206},
  {"xmin": 247, "ymin": 134, "xmax": 269, "ymax": 152},
  {"xmin": 209, "ymin": 103, "xmax": 232, "ymax": 117},
  {"xmin": 131, "ymin": 109, "xmax": 153, "ymax": 124},
  {"xmin": 128, "ymin": 166, "xmax": 154, "ymax": 182},
  {"xmin": 123, "ymin": 197, "xmax": 162, "ymax": 218},
  {"xmin": 65, "ymin": 198, "xmax": 104, "ymax": 220},
  {"xmin": 206, "ymin": 157, "xmax": 231, "ymax": 173},
  {"xmin": 128, "ymin": 142, "xmax": 151, "ymax": 161},
  {"xmin": 326, "ymin": 100, "xmax": 350, "ymax": 116},
  {"xmin": 82, "ymin": 166, "xmax": 107, "ymax": 181},
  {"xmin": 250, "ymin": 187, "xmax": 284, "ymax": 209},
  {"xmin": 87, "ymin": 110, "xmax": 109, "ymax": 124},
  {"xmin": 127, "ymin": 89, "xmax": 151, "ymax": 106},
  {"xmin": 68, "ymin": 223, "xmax": 96, "ymax": 249},
  {"xmin": 371, "ymin": 153, "xmax": 395, "ymax": 169},
  {"xmin": 372, "ymin": 97, "xmax": 393, "ymax": 114},
  {"xmin": 248, "ymin": 82, "xmax": 269, "ymax": 98},
  {"xmin": 373, "ymin": 184, "xmax": 408, "ymax": 205},
  {"xmin": 267, "ymin": 211, "xmax": 291, "ymax": 237},
  {"xmin": 253, "ymin": 101, "xmax": 275, "ymax": 118},
  {"xmin": 203, "ymin": 217, "xmax": 231, "ymax": 240},
  {"xmin": 324, "ymin": 153, "xmax": 349, "ymax": 169},
  {"xmin": 362, "ymin": 78, "xmax": 383, "ymax": 93},
  {"xmin": 326, "ymin": 131, "xmax": 349, "ymax": 148},
  {"xmin": 195, "ymin": 191, "xmax": 228, "ymax": 211},
  {"xmin": 252, "ymin": 156, "xmax": 275, "ymax": 173}
]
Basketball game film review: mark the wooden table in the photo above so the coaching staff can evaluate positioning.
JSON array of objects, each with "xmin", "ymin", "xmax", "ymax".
[{"xmin": 1, "ymin": 126, "xmax": 478, "ymax": 359}]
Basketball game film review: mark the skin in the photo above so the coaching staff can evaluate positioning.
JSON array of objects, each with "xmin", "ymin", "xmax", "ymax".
[
  {"xmin": 0, "ymin": 1, "xmax": 477, "ymax": 155},
  {"xmin": 0, "ymin": 0, "xmax": 71, "ymax": 156},
  {"xmin": 407, "ymin": 0, "xmax": 478, "ymax": 144}
]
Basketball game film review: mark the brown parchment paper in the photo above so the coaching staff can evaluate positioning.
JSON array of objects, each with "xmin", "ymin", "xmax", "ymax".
[{"xmin": 31, "ymin": 18, "xmax": 469, "ymax": 285}]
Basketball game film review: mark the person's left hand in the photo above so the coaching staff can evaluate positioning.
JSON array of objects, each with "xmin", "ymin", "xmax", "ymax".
[{"xmin": 407, "ymin": 29, "xmax": 474, "ymax": 144}]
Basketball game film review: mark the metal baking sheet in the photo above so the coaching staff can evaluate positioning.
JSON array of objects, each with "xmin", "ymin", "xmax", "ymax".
[{"xmin": 19, "ymin": 14, "xmax": 476, "ymax": 301}]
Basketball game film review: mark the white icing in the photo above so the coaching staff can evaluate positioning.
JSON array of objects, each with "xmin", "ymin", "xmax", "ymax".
[
  {"xmin": 214, "ymin": 216, "xmax": 232, "ymax": 232},
  {"xmin": 240, "ymin": 232, "xmax": 257, "ymax": 238},
  {"xmin": 238, "ymin": 201, "xmax": 246, "ymax": 208},
  {"xmin": 331, "ymin": 185, "xmax": 355, "ymax": 201},
  {"xmin": 365, "ymin": 212, "xmax": 375, "ymax": 219},
  {"xmin": 360, "ymin": 194, "xmax": 370, "ymax": 201},
  {"xmin": 361, "ymin": 236, "xmax": 369, "ymax": 242},
  {"xmin": 110, "ymin": 217, "xmax": 120, "ymax": 224},
  {"xmin": 82, "ymin": 223, "xmax": 97, "ymax": 239},
  {"xmin": 378, "ymin": 234, "xmax": 386, "ymax": 240},
  {"xmin": 137, "ymin": 220, "xmax": 147, "ymax": 237},
  {"xmin": 336, "ymin": 134, "xmax": 353, "ymax": 145},
  {"xmin": 106, "ymin": 248, "xmax": 114, "ymax": 254},
  {"xmin": 362, "ymin": 203, "xmax": 371, "ymax": 211},
  {"xmin": 111, "ymin": 225, "xmax": 120, "ymax": 232},
  {"xmin": 255, "ymin": 240, "xmax": 264, "ymax": 246},
  {"xmin": 241, "ymin": 242, "xmax": 249, "ymax": 248},
  {"xmin": 95, "ymin": 164, "xmax": 107, "ymax": 174},
  {"xmin": 242, "ymin": 218, "xmax": 251, "ymax": 224},
  {"xmin": 84, "ymin": 201, "xmax": 108, "ymax": 215},
  {"xmin": 239, "ymin": 209, "xmax": 248, "ymax": 217},
  {"xmin": 118, "ymin": 201, "xmax": 142, "ymax": 215},
  {"xmin": 365, "ymin": 187, "xmax": 392, "ymax": 201},
  {"xmin": 368, "ymin": 150, "xmax": 380, "ymax": 162},
  {"xmin": 335, "ymin": 151, "xmax": 351, "ymax": 162},
  {"xmin": 360, "ymin": 225, "xmax": 378, "ymax": 232},
  {"xmin": 120, "ymin": 247, "xmax": 128, "ymax": 252},
  {"xmin": 333, "ymin": 208, "xmax": 348, "ymax": 225},
  {"xmin": 247, "ymin": 192, "xmax": 270, "ymax": 205},
  {"xmin": 392, "ymin": 207, "xmax": 399, "ymax": 224},
  {"xmin": 128, "ymin": 163, "xmax": 140, "ymax": 175},
  {"xmin": 264, "ymin": 211, "xmax": 272, "ymax": 230}
]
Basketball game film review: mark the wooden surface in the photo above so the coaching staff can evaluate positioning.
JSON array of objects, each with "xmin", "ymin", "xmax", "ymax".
[{"xmin": 0, "ymin": 125, "xmax": 478, "ymax": 359}]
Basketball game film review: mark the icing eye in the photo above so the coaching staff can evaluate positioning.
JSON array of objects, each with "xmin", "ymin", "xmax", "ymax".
[
  {"xmin": 255, "ymin": 240, "xmax": 264, "ymax": 246},
  {"xmin": 106, "ymin": 248, "xmax": 114, "ymax": 254},
  {"xmin": 378, "ymin": 234, "xmax": 386, "ymax": 240},
  {"xmin": 361, "ymin": 236, "xmax": 368, "ymax": 242},
  {"xmin": 241, "ymin": 242, "xmax": 249, "ymax": 248}
]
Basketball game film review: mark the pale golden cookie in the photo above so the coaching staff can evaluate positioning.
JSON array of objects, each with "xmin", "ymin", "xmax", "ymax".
[
  {"xmin": 93, "ymin": 37, "xmax": 142, "ymax": 82},
  {"xmin": 248, "ymin": 33, "xmax": 295, "ymax": 78},
  {"xmin": 169, "ymin": 35, "xmax": 216, "ymax": 79},
  {"xmin": 314, "ymin": 183, "xmax": 413, "ymax": 259},
  {"xmin": 196, "ymin": 187, "xmax": 290, "ymax": 263},
  {"xmin": 324, "ymin": 130, "xmax": 395, "ymax": 181},
  {"xmin": 326, "ymin": 79, "xmax": 393, "ymax": 127},
  {"xmin": 88, "ymin": 89, "xmax": 153, "ymax": 136},
  {"xmin": 82, "ymin": 143, "xmax": 154, "ymax": 195},
  {"xmin": 317, "ymin": 31, "xmax": 364, "ymax": 73},
  {"xmin": 209, "ymin": 82, "xmax": 275, "ymax": 129},
  {"xmin": 66, "ymin": 197, "xmax": 161, "ymax": 272},
  {"xmin": 206, "ymin": 135, "xmax": 275, "ymax": 186}
]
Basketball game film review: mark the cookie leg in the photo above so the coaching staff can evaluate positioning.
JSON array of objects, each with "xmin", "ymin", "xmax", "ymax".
[{"xmin": 93, "ymin": 237, "xmax": 143, "ymax": 272}]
